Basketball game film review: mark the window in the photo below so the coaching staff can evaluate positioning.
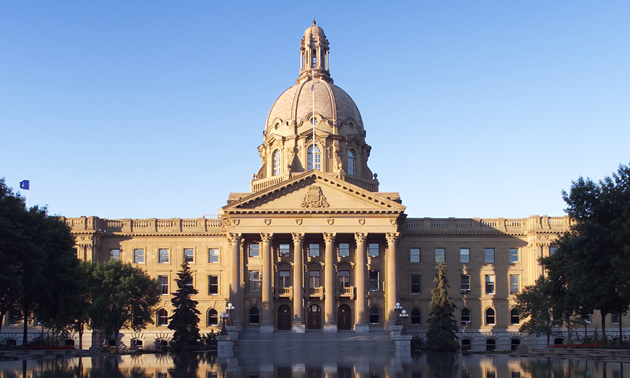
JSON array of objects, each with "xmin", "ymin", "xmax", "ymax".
[
  {"xmin": 279, "ymin": 270, "xmax": 290, "ymax": 288},
  {"xmin": 134, "ymin": 249, "xmax": 144, "ymax": 264},
  {"xmin": 485, "ymin": 308, "xmax": 496, "ymax": 325},
  {"xmin": 510, "ymin": 308, "xmax": 520, "ymax": 325},
  {"xmin": 311, "ymin": 50, "xmax": 317, "ymax": 68},
  {"xmin": 435, "ymin": 248, "xmax": 445, "ymax": 263},
  {"xmin": 249, "ymin": 243, "xmax": 260, "ymax": 258},
  {"xmin": 461, "ymin": 338, "xmax": 472, "ymax": 352},
  {"xmin": 486, "ymin": 339, "xmax": 496, "ymax": 351},
  {"xmin": 460, "ymin": 248, "xmax": 470, "ymax": 263},
  {"xmin": 184, "ymin": 248, "xmax": 194, "ymax": 263},
  {"xmin": 339, "ymin": 243, "xmax": 350, "ymax": 257},
  {"xmin": 278, "ymin": 244, "xmax": 290, "ymax": 258},
  {"xmin": 583, "ymin": 314, "xmax": 592, "ymax": 324},
  {"xmin": 511, "ymin": 338, "xmax": 521, "ymax": 351},
  {"xmin": 550, "ymin": 245, "xmax": 558, "ymax": 255},
  {"xmin": 410, "ymin": 248, "xmax": 420, "ymax": 263},
  {"xmin": 309, "ymin": 271, "xmax": 320, "ymax": 288},
  {"xmin": 339, "ymin": 270, "xmax": 350, "ymax": 288},
  {"xmin": 369, "ymin": 306, "xmax": 380, "ymax": 324},
  {"xmin": 157, "ymin": 309, "xmax": 168, "ymax": 326},
  {"xmin": 510, "ymin": 275, "xmax": 520, "ymax": 295},
  {"xmin": 554, "ymin": 338, "xmax": 565, "ymax": 345},
  {"xmin": 509, "ymin": 248, "xmax": 519, "ymax": 263},
  {"xmin": 410, "ymin": 274, "xmax": 421, "ymax": 294},
  {"xmin": 309, "ymin": 243, "xmax": 320, "ymax": 257},
  {"xmin": 307, "ymin": 145, "xmax": 321, "ymax": 171},
  {"xmin": 369, "ymin": 270, "xmax": 379, "ymax": 291},
  {"xmin": 207, "ymin": 309, "xmax": 218, "ymax": 326},
  {"xmin": 110, "ymin": 249, "xmax": 120, "ymax": 260},
  {"xmin": 249, "ymin": 307, "xmax": 260, "ymax": 325},
  {"xmin": 208, "ymin": 248, "xmax": 219, "ymax": 263},
  {"xmin": 485, "ymin": 275, "xmax": 495, "ymax": 295},
  {"xmin": 158, "ymin": 248, "xmax": 169, "ymax": 264},
  {"xmin": 611, "ymin": 313, "xmax": 620, "ymax": 324},
  {"xmin": 484, "ymin": 248, "xmax": 495, "ymax": 263},
  {"xmin": 208, "ymin": 275, "xmax": 219, "ymax": 295},
  {"xmin": 249, "ymin": 271, "xmax": 261, "ymax": 292},
  {"xmin": 461, "ymin": 308, "xmax": 471, "ymax": 325},
  {"xmin": 272, "ymin": 149, "xmax": 281, "ymax": 176},
  {"xmin": 411, "ymin": 308, "xmax": 421, "ymax": 325},
  {"xmin": 460, "ymin": 274, "xmax": 470, "ymax": 294},
  {"xmin": 158, "ymin": 275, "xmax": 169, "ymax": 295},
  {"xmin": 348, "ymin": 150, "xmax": 356, "ymax": 175},
  {"xmin": 368, "ymin": 243, "xmax": 379, "ymax": 257}
]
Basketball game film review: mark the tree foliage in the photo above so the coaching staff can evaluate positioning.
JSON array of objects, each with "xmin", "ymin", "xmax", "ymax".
[
  {"xmin": 425, "ymin": 262, "xmax": 459, "ymax": 352},
  {"xmin": 168, "ymin": 261, "xmax": 201, "ymax": 352},
  {"xmin": 514, "ymin": 276, "xmax": 556, "ymax": 345}
]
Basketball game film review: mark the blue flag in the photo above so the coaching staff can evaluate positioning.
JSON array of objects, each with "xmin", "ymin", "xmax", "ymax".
[{"xmin": 20, "ymin": 180, "xmax": 29, "ymax": 190}]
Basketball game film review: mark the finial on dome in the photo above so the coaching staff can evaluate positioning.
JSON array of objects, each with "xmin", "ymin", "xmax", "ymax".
[{"xmin": 313, "ymin": 19, "xmax": 316, "ymax": 25}]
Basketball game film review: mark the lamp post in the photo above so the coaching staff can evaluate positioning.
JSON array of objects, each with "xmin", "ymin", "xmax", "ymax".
[
  {"xmin": 400, "ymin": 309, "xmax": 409, "ymax": 335},
  {"xmin": 220, "ymin": 311, "xmax": 229, "ymax": 335},
  {"xmin": 394, "ymin": 302, "xmax": 403, "ymax": 325},
  {"xmin": 226, "ymin": 303, "xmax": 235, "ymax": 326}
]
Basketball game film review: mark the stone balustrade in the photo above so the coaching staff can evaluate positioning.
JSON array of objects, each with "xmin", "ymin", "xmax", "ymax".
[
  {"xmin": 403, "ymin": 215, "xmax": 570, "ymax": 234},
  {"xmin": 63, "ymin": 216, "xmax": 223, "ymax": 234}
]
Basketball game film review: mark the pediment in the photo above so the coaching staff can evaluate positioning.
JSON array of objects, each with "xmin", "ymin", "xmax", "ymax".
[{"xmin": 223, "ymin": 172, "xmax": 406, "ymax": 215}]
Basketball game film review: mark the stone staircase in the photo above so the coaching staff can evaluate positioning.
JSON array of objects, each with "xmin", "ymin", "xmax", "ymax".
[{"xmin": 234, "ymin": 330, "xmax": 395, "ymax": 352}]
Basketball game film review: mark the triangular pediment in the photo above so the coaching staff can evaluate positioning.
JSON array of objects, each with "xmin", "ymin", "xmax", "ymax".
[{"xmin": 223, "ymin": 172, "xmax": 406, "ymax": 215}]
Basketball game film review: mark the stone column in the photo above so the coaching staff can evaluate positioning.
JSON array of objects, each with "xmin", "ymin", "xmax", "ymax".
[
  {"xmin": 323, "ymin": 232, "xmax": 337, "ymax": 333},
  {"xmin": 292, "ymin": 232, "xmax": 305, "ymax": 333},
  {"xmin": 228, "ymin": 233, "xmax": 242, "ymax": 328},
  {"xmin": 386, "ymin": 232, "xmax": 400, "ymax": 329},
  {"xmin": 260, "ymin": 233, "xmax": 274, "ymax": 333},
  {"xmin": 354, "ymin": 232, "xmax": 369, "ymax": 332}
]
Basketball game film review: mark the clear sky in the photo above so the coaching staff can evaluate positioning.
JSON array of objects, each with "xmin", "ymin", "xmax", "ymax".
[{"xmin": 1, "ymin": 1, "xmax": 628, "ymax": 220}]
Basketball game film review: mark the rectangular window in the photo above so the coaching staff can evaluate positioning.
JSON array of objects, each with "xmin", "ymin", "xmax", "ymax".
[
  {"xmin": 460, "ymin": 248, "xmax": 470, "ymax": 263},
  {"xmin": 485, "ymin": 275, "xmax": 495, "ymax": 295},
  {"xmin": 368, "ymin": 243, "xmax": 380, "ymax": 257},
  {"xmin": 611, "ymin": 314, "xmax": 620, "ymax": 324},
  {"xmin": 110, "ymin": 249, "xmax": 120, "ymax": 261},
  {"xmin": 208, "ymin": 248, "xmax": 219, "ymax": 263},
  {"xmin": 184, "ymin": 248, "xmax": 194, "ymax": 263},
  {"xmin": 510, "ymin": 275, "xmax": 520, "ymax": 295},
  {"xmin": 208, "ymin": 275, "xmax": 218, "ymax": 295},
  {"xmin": 485, "ymin": 248, "xmax": 495, "ymax": 263},
  {"xmin": 158, "ymin": 248, "xmax": 169, "ymax": 264},
  {"xmin": 435, "ymin": 248, "xmax": 445, "ymax": 263},
  {"xmin": 158, "ymin": 275, "xmax": 169, "ymax": 295},
  {"xmin": 509, "ymin": 248, "xmax": 519, "ymax": 263},
  {"xmin": 309, "ymin": 243, "xmax": 320, "ymax": 257},
  {"xmin": 278, "ymin": 244, "xmax": 290, "ymax": 258},
  {"xmin": 460, "ymin": 274, "xmax": 470, "ymax": 294},
  {"xmin": 249, "ymin": 243, "xmax": 260, "ymax": 258},
  {"xmin": 309, "ymin": 271, "xmax": 320, "ymax": 288},
  {"xmin": 410, "ymin": 274, "xmax": 421, "ymax": 294},
  {"xmin": 249, "ymin": 271, "xmax": 261, "ymax": 292},
  {"xmin": 410, "ymin": 248, "xmax": 420, "ymax": 263},
  {"xmin": 550, "ymin": 246, "xmax": 558, "ymax": 255},
  {"xmin": 134, "ymin": 249, "xmax": 144, "ymax": 264},
  {"xmin": 338, "ymin": 243, "xmax": 350, "ymax": 257},
  {"xmin": 339, "ymin": 270, "xmax": 350, "ymax": 288},
  {"xmin": 279, "ymin": 270, "xmax": 290, "ymax": 288},
  {"xmin": 369, "ymin": 270, "xmax": 379, "ymax": 291}
]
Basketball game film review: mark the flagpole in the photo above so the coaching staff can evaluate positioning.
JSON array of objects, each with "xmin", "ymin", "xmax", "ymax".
[{"xmin": 27, "ymin": 178, "xmax": 30, "ymax": 208}]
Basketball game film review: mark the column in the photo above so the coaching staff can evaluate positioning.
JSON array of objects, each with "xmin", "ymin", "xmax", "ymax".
[
  {"xmin": 354, "ymin": 232, "xmax": 369, "ymax": 332},
  {"xmin": 386, "ymin": 232, "xmax": 400, "ymax": 329},
  {"xmin": 228, "ymin": 233, "xmax": 242, "ymax": 328},
  {"xmin": 292, "ymin": 232, "xmax": 305, "ymax": 333},
  {"xmin": 260, "ymin": 233, "xmax": 274, "ymax": 333},
  {"xmin": 323, "ymin": 232, "xmax": 337, "ymax": 332}
]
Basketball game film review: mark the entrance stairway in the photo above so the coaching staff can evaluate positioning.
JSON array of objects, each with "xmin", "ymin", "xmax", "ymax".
[{"xmin": 234, "ymin": 330, "xmax": 395, "ymax": 352}]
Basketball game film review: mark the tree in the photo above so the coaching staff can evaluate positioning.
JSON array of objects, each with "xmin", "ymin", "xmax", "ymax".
[
  {"xmin": 425, "ymin": 262, "xmax": 459, "ymax": 352},
  {"xmin": 89, "ymin": 259, "xmax": 160, "ymax": 353},
  {"xmin": 515, "ymin": 276, "xmax": 556, "ymax": 346},
  {"xmin": 168, "ymin": 261, "xmax": 201, "ymax": 352}
]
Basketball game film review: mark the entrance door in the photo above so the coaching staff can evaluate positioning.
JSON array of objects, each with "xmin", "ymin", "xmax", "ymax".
[
  {"xmin": 307, "ymin": 304, "xmax": 322, "ymax": 330},
  {"xmin": 337, "ymin": 304, "xmax": 352, "ymax": 330},
  {"xmin": 277, "ymin": 304, "xmax": 292, "ymax": 330}
]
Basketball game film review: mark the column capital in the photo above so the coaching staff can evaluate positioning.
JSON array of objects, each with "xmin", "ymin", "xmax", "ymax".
[
  {"xmin": 386, "ymin": 232, "xmax": 400, "ymax": 246},
  {"xmin": 323, "ymin": 232, "xmax": 336, "ymax": 243},
  {"xmin": 292, "ymin": 232, "xmax": 305, "ymax": 243},
  {"xmin": 260, "ymin": 233, "xmax": 274, "ymax": 243},
  {"xmin": 227, "ymin": 232, "xmax": 242, "ymax": 246},
  {"xmin": 354, "ymin": 232, "xmax": 368, "ymax": 243}
]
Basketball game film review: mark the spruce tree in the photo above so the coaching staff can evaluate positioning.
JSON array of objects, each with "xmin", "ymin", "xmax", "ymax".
[
  {"xmin": 168, "ymin": 261, "xmax": 201, "ymax": 352},
  {"xmin": 426, "ymin": 262, "xmax": 459, "ymax": 352}
]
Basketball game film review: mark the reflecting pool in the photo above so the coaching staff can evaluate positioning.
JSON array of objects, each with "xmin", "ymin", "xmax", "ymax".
[{"xmin": 1, "ymin": 350, "xmax": 629, "ymax": 377}]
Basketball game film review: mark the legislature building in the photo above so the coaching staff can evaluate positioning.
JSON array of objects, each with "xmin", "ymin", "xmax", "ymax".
[{"xmin": 4, "ymin": 22, "xmax": 585, "ymax": 352}]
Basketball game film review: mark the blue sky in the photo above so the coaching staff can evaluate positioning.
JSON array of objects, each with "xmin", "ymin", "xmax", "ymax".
[{"xmin": 1, "ymin": 1, "xmax": 628, "ymax": 219}]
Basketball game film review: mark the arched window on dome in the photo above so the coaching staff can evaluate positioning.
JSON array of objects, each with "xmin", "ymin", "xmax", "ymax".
[
  {"xmin": 307, "ymin": 145, "xmax": 321, "ymax": 171},
  {"xmin": 272, "ymin": 150, "xmax": 281, "ymax": 176},
  {"xmin": 348, "ymin": 150, "xmax": 356, "ymax": 176},
  {"xmin": 311, "ymin": 49, "xmax": 317, "ymax": 68}
]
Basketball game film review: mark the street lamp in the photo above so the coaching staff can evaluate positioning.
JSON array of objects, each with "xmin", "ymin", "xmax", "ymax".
[
  {"xmin": 400, "ymin": 309, "xmax": 409, "ymax": 335},
  {"xmin": 220, "ymin": 311, "xmax": 229, "ymax": 335},
  {"xmin": 394, "ymin": 302, "xmax": 403, "ymax": 325},
  {"xmin": 226, "ymin": 303, "xmax": 235, "ymax": 326}
]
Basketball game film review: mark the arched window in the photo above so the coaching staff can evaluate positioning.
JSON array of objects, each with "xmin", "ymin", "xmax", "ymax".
[
  {"xmin": 369, "ymin": 306, "xmax": 380, "ymax": 324},
  {"xmin": 485, "ymin": 308, "xmax": 495, "ymax": 325},
  {"xmin": 272, "ymin": 150, "xmax": 281, "ymax": 176},
  {"xmin": 131, "ymin": 339, "xmax": 143, "ymax": 349},
  {"xmin": 207, "ymin": 309, "xmax": 218, "ymax": 326},
  {"xmin": 348, "ymin": 150, "xmax": 356, "ymax": 175},
  {"xmin": 249, "ymin": 307, "xmax": 260, "ymax": 325},
  {"xmin": 411, "ymin": 308, "xmax": 421, "ymax": 325},
  {"xmin": 510, "ymin": 308, "xmax": 520, "ymax": 325},
  {"xmin": 311, "ymin": 50, "xmax": 317, "ymax": 67},
  {"xmin": 307, "ymin": 145, "xmax": 321, "ymax": 171},
  {"xmin": 157, "ymin": 309, "xmax": 168, "ymax": 326},
  {"xmin": 5, "ymin": 339, "xmax": 17, "ymax": 346},
  {"xmin": 486, "ymin": 338, "xmax": 496, "ymax": 351},
  {"xmin": 461, "ymin": 308, "xmax": 471, "ymax": 325}
]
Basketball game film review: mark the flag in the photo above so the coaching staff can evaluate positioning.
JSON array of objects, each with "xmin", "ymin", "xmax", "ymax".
[{"xmin": 20, "ymin": 180, "xmax": 29, "ymax": 190}]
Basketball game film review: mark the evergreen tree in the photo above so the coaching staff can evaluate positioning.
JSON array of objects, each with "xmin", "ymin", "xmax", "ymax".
[
  {"xmin": 425, "ymin": 262, "xmax": 459, "ymax": 352},
  {"xmin": 168, "ymin": 261, "xmax": 201, "ymax": 352}
]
